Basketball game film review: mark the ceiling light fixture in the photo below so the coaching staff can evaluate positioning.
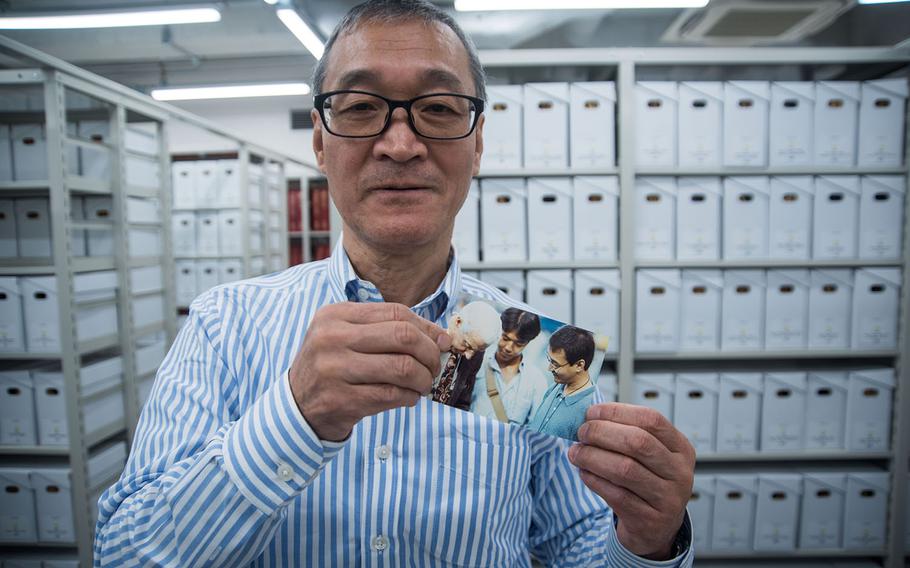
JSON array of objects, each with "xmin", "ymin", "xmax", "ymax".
[
  {"xmin": 454, "ymin": 0, "xmax": 709, "ymax": 10},
  {"xmin": 0, "ymin": 7, "xmax": 221, "ymax": 29},
  {"xmin": 276, "ymin": 8, "xmax": 324, "ymax": 59},
  {"xmin": 857, "ymin": 0, "xmax": 910, "ymax": 4},
  {"xmin": 151, "ymin": 82, "xmax": 311, "ymax": 101}
]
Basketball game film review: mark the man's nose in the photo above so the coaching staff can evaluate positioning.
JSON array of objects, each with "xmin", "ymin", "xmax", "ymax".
[{"xmin": 372, "ymin": 107, "xmax": 427, "ymax": 162}]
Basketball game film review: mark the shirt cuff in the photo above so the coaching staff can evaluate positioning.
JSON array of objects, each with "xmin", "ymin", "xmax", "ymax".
[
  {"xmin": 607, "ymin": 511, "xmax": 693, "ymax": 567},
  {"xmin": 222, "ymin": 369, "xmax": 348, "ymax": 515}
]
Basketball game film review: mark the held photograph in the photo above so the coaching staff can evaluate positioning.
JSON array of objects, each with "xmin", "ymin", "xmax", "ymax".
[{"xmin": 429, "ymin": 292, "xmax": 609, "ymax": 441}]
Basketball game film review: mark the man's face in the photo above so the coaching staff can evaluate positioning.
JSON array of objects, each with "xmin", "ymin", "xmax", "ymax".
[
  {"xmin": 312, "ymin": 19, "xmax": 484, "ymax": 254},
  {"xmin": 546, "ymin": 348, "xmax": 581, "ymax": 385},
  {"xmin": 449, "ymin": 321, "xmax": 487, "ymax": 360},
  {"xmin": 497, "ymin": 330, "xmax": 528, "ymax": 360}
]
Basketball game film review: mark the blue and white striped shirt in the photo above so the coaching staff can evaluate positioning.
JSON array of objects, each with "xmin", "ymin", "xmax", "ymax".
[{"xmin": 94, "ymin": 242, "xmax": 694, "ymax": 567}]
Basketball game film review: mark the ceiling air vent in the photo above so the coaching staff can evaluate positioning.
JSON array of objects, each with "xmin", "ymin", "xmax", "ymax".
[
  {"xmin": 290, "ymin": 109, "xmax": 314, "ymax": 130},
  {"xmin": 661, "ymin": 0, "xmax": 851, "ymax": 46}
]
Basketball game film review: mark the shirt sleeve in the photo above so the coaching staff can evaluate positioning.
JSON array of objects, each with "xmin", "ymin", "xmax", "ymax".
[
  {"xmin": 527, "ymin": 436, "xmax": 694, "ymax": 567},
  {"xmin": 93, "ymin": 289, "xmax": 346, "ymax": 567}
]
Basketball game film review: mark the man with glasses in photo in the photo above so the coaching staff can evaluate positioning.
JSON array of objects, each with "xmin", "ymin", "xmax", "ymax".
[{"xmin": 95, "ymin": 1, "xmax": 696, "ymax": 566}]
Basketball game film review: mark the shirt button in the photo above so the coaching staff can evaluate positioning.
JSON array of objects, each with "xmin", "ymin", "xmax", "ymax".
[
  {"xmin": 276, "ymin": 463, "xmax": 293, "ymax": 482},
  {"xmin": 376, "ymin": 444, "xmax": 392, "ymax": 461},
  {"xmin": 372, "ymin": 535, "xmax": 389, "ymax": 552},
  {"xmin": 357, "ymin": 288, "xmax": 370, "ymax": 301}
]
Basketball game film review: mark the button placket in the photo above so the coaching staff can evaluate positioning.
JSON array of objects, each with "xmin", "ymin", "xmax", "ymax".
[
  {"xmin": 372, "ymin": 534, "xmax": 389, "ymax": 552},
  {"xmin": 276, "ymin": 462, "xmax": 293, "ymax": 482},
  {"xmin": 376, "ymin": 444, "xmax": 392, "ymax": 461}
]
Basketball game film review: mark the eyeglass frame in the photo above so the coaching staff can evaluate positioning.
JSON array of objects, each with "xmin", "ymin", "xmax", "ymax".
[
  {"xmin": 546, "ymin": 354, "xmax": 573, "ymax": 371},
  {"xmin": 313, "ymin": 89, "xmax": 485, "ymax": 140}
]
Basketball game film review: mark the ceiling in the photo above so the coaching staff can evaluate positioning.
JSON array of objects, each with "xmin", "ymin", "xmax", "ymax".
[{"xmin": 0, "ymin": 0, "xmax": 908, "ymax": 94}]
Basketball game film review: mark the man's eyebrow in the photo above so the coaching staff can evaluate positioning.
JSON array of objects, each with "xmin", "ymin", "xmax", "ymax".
[
  {"xmin": 418, "ymin": 68, "xmax": 467, "ymax": 93},
  {"xmin": 335, "ymin": 69, "xmax": 382, "ymax": 91},
  {"xmin": 331, "ymin": 68, "xmax": 468, "ymax": 94}
]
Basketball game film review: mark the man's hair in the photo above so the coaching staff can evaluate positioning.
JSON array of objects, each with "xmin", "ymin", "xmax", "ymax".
[
  {"xmin": 500, "ymin": 308, "xmax": 541, "ymax": 344},
  {"xmin": 312, "ymin": 0, "xmax": 487, "ymax": 100},
  {"xmin": 457, "ymin": 301, "xmax": 501, "ymax": 347},
  {"xmin": 549, "ymin": 326, "xmax": 596, "ymax": 371}
]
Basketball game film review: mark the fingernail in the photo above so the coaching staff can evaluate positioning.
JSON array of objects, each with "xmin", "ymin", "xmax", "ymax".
[
  {"xmin": 568, "ymin": 444, "xmax": 578, "ymax": 461},
  {"xmin": 437, "ymin": 333, "xmax": 451, "ymax": 351}
]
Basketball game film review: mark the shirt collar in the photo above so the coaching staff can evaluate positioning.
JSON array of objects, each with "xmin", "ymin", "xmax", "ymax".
[{"xmin": 326, "ymin": 238, "xmax": 463, "ymax": 323}]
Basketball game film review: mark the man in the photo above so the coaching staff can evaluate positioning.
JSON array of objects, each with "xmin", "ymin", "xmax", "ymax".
[
  {"xmin": 528, "ymin": 325, "xmax": 598, "ymax": 441},
  {"xmin": 472, "ymin": 307, "xmax": 549, "ymax": 426},
  {"xmin": 430, "ymin": 299, "xmax": 499, "ymax": 410},
  {"xmin": 95, "ymin": 1, "xmax": 696, "ymax": 565}
]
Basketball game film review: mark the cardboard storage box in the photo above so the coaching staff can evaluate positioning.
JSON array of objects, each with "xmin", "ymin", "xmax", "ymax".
[
  {"xmin": 843, "ymin": 472, "xmax": 889, "ymax": 550},
  {"xmin": 721, "ymin": 270, "xmax": 766, "ymax": 352},
  {"xmin": 129, "ymin": 265, "xmax": 163, "ymax": 296},
  {"xmin": 12, "ymin": 124, "xmax": 47, "ymax": 181},
  {"xmin": 769, "ymin": 82, "xmax": 814, "ymax": 166},
  {"xmin": 635, "ymin": 176, "xmax": 676, "ymax": 260},
  {"xmin": 723, "ymin": 81, "xmax": 770, "ymax": 167},
  {"xmin": 527, "ymin": 177, "xmax": 572, "ymax": 261},
  {"xmin": 175, "ymin": 260, "xmax": 197, "ymax": 306},
  {"xmin": 807, "ymin": 269, "xmax": 853, "ymax": 349},
  {"xmin": 526, "ymin": 270, "xmax": 572, "ymax": 324},
  {"xmin": 597, "ymin": 371, "xmax": 617, "ymax": 402},
  {"xmin": 172, "ymin": 161, "xmax": 196, "ymax": 209},
  {"xmin": 195, "ymin": 211, "xmax": 219, "ymax": 256},
  {"xmin": 132, "ymin": 295, "xmax": 164, "ymax": 329},
  {"xmin": 218, "ymin": 160, "xmax": 241, "ymax": 207},
  {"xmin": 452, "ymin": 180, "xmax": 479, "ymax": 264},
  {"xmin": 858, "ymin": 175, "xmax": 904, "ymax": 259},
  {"xmin": 0, "ymin": 369, "xmax": 36, "ymax": 445},
  {"xmin": 711, "ymin": 473, "xmax": 758, "ymax": 550},
  {"xmin": 813, "ymin": 81, "xmax": 860, "ymax": 166},
  {"xmin": 845, "ymin": 369, "xmax": 894, "ymax": 452},
  {"xmin": 723, "ymin": 176, "xmax": 769, "ymax": 260},
  {"xmin": 850, "ymin": 268, "xmax": 901, "ymax": 350},
  {"xmin": 574, "ymin": 269, "xmax": 619, "ymax": 353},
  {"xmin": 482, "ymin": 86, "xmax": 523, "ymax": 170},
  {"xmin": 716, "ymin": 372, "xmax": 762, "ymax": 453},
  {"xmin": 171, "ymin": 212, "xmax": 196, "ymax": 256},
  {"xmin": 635, "ymin": 269, "xmax": 680, "ymax": 352},
  {"xmin": 480, "ymin": 178, "xmax": 527, "ymax": 262},
  {"xmin": 0, "ymin": 277, "xmax": 26, "ymax": 352},
  {"xmin": 805, "ymin": 371, "xmax": 848, "ymax": 450},
  {"xmin": 84, "ymin": 196, "xmax": 114, "ymax": 257},
  {"xmin": 768, "ymin": 176, "xmax": 813, "ymax": 260},
  {"xmin": 800, "ymin": 472, "xmax": 846, "ymax": 550},
  {"xmin": 0, "ymin": 468, "xmax": 37, "ymax": 542},
  {"xmin": 858, "ymin": 78, "xmax": 908, "ymax": 167},
  {"xmin": 760, "ymin": 372, "xmax": 806, "ymax": 451},
  {"xmin": 678, "ymin": 82, "xmax": 723, "ymax": 167},
  {"xmin": 676, "ymin": 177, "xmax": 721, "ymax": 260},
  {"xmin": 689, "ymin": 475, "xmax": 715, "ymax": 552},
  {"xmin": 673, "ymin": 373, "xmax": 718, "ymax": 453},
  {"xmin": 196, "ymin": 260, "xmax": 220, "ymax": 293},
  {"xmin": 813, "ymin": 175, "xmax": 860, "ymax": 259},
  {"xmin": 635, "ymin": 81, "xmax": 678, "ymax": 167},
  {"xmin": 77, "ymin": 120, "xmax": 111, "ymax": 180},
  {"xmin": 219, "ymin": 259, "xmax": 243, "ymax": 284},
  {"xmin": 218, "ymin": 210, "xmax": 243, "ymax": 257},
  {"xmin": 14, "ymin": 198, "xmax": 51, "ymax": 257},
  {"xmin": 0, "ymin": 198, "xmax": 16, "ymax": 257},
  {"xmin": 0, "ymin": 124, "xmax": 12, "ymax": 181},
  {"xmin": 679, "ymin": 270, "xmax": 722, "ymax": 351},
  {"xmin": 764, "ymin": 269, "xmax": 810, "ymax": 350},
  {"xmin": 573, "ymin": 176, "xmax": 618, "ymax": 261},
  {"xmin": 569, "ymin": 81, "xmax": 616, "ymax": 168},
  {"xmin": 523, "ymin": 83, "xmax": 569, "ymax": 169},
  {"xmin": 633, "ymin": 373, "xmax": 674, "ymax": 422},
  {"xmin": 754, "ymin": 473, "xmax": 802, "ymax": 551},
  {"xmin": 31, "ymin": 469, "xmax": 74, "ymax": 542},
  {"xmin": 479, "ymin": 270, "xmax": 525, "ymax": 302}
]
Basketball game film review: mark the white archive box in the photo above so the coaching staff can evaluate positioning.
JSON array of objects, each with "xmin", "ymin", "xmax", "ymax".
[
  {"xmin": 723, "ymin": 176, "xmax": 769, "ymax": 260},
  {"xmin": 482, "ymin": 85, "xmax": 523, "ymax": 170},
  {"xmin": 0, "ymin": 276, "xmax": 25, "ymax": 352},
  {"xmin": 769, "ymin": 82, "xmax": 814, "ymax": 166},
  {"xmin": 125, "ymin": 125, "xmax": 159, "ymax": 155},
  {"xmin": 635, "ymin": 81, "xmax": 677, "ymax": 167},
  {"xmin": 634, "ymin": 176, "xmax": 675, "ymax": 260},
  {"xmin": 597, "ymin": 371, "xmax": 617, "ymax": 402},
  {"xmin": 175, "ymin": 260, "xmax": 197, "ymax": 306},
  {"xmin": 721, "ymin": 270, "xmax": 766, "ymax": 352},
  {"xmin": 574, "ymin": 269, "xmax": 620, "ymax": 354},
  {"xmin": 754, "ymin": 473, "xmax": 802, "ymax": 551},
  {"xmin": 125, "ymin": 155, "xmax": 159, "ymax": 188},
  {"xmin": 0, "ymin": 468, "xmax": 37, "ymax": 542},
  {"xmin": 800, "ymin": 472, "xmax": 846, "ymax": 549},
  {"xmin": 805, "ymin": 372, "xmax": 848, "ymax": 450},
  {"xmin": 129, "ymin": 265, "xmax": 163, "ymax": 296},
  {"xmin": 0, "ymin": 369, "xmax": 36, "ymax": 445},
  {"xmin": 858, "ymin": 78, "xmax": 908, "ymax": 167},
  {"xmin": 679, "ymin": 270, "xmax": 722, "ymax": 351},
  {"xmin": 132, "ymin": 295, "xmax": 164, "ymax": 328},
  {"xmin": 0, "ymin": 198, "xmax": 16, "ymax": 256},
  {"xmin": 195, "ymin": 160, "xmax": 219, "ymax": 206},
  {"xmin": 673, "ymin": 373, "xmax": 718, "ymax": 453},
  {"xmin": 219, "ymin": 259, "xmax": 242, "ymax": 284},
  {"xmin": 171, "ymin": 211, "xmax": 196, "ymax": 256},
  {"xmin": 676, "ymin": 177, "xmax": 721, "ymax": 261},
  {"xmin": 171, "ymin": 161, "xmax": 197, "ymax": 209},
  {"xmin": 218, "ymin": 210, "xmax": 243, "ymax": 256},
  {"xmin": 723, "ymin": 81, "xmax": 770, "ymax": 167},
  {"xmin": 689, "ymin": 475, "xmax": 715, "ymax": 552},
  {"xmin": 851, "ymin": 268, "xmax": 901, "ymax": 350},
  {"xmin": 128, "ymin": 228, "xmax": 161, "ymax": 257},
  {"xmin": 77, "ymin": 120, "xmax": 111, "ymax": 180},
  {"xmin": 83, "ymin": 196, "xmax": 114, "ymax": 257},
  {"xmin": 14, "ymin": 198, "xmax": 51, "ymax": 257},
  {"xmin": 218, "ymin": 160, "xmax": 241, "ymax": 207},
  {"xmin": 523, "ymin": 83, "xmax": 569, "ymax": 169},
  {"xmin": 126, "ymin": 197, "xmax": 159, "ymax": 224},
  {"xmin": 813, "ymin": 176, "xmax": 860, "ymax": 259},
  {"xmin": 195, "ymin": 211, "xmax": 219, "ymax": 256},
  {"xmin": 635, "ymin": 269, "xmax": 680, "ymax": 352},
  {"xmin": 196, "ymin": 260, "xmax": 220, "ymax": 293},
  {"xmin": 479, "ymin": 270, "xmax": 525, "ymax": 301},
  {"xmin": 769, "ymin": 176, "xmax": 813, "ymax": 260},
  {"xmin": 711, "ymin": 473, "xmax": 758, "ymax": 551},
  {"xmin": 858, "ymin": 175, "xmax": 904, "ymax": 259},
  {"xmin": 573, "ymin": 176, "xmax": 618, "ymax": 261},
  {"xmin": 807, "ymin": 269, "xmax": 852, "ymax": 350},
  {"xmin": 814, "ymin": 81, "xmax": 860, "ymax": 166},
  {"xmin": 569, "ymin": 81, "xmax": 616, "ymax": 168},
  {"xmin": 30, "ymin": 469, "xmax": 74, "ymax": 542},
  {"xmin": 250, "ymin": 256, "xmax": 265, "ymax": 276},
  {"xmin": 846, "ymin": 369, "xmax": 894, "ymax": 452},
  {"xmin": 765, "ymin": 269, "xmax": 810, "ymax": 350},
  {"xmin": 527, "ymin": 177, "xmax": 572, "ymax": 261},
  {"xmin": 12, "ymin": 124, "xmax": 47, "ymax": 181},
  {"xmin": 480, "ymin": 178, "xmax": 526, "ymax": 262},
  {"xmin": 760, "ymin": 372, "xmax": 807, "ymax": 451},
  {"xmin": 526, "ymin": 270, "xmax": 572, "ymax": 323},
  {"xmin": 452, "ymin": 180, "xmax": 479, "ymax": 264},
  {"xmin": 633, "ymin": 373, "xmax": 674, "ymax": 422},
  {"xmin": 0, "ymin": 124, "xmax": 12, "ymax": 181},
  {"xmin": 135, "ymin": 332, "xmax": 166, "ymax": 377},
  {"xmin": 69, "ymin": 196, "xmax": 86, "ymax": 257},
  {"xmin": 678, "ymin": 82, "xmax": 723, "ymax": 167},
  {"xmin": 716, "ymin": 372, "xmax": 762, "ymax": 453},
  {"xmin": 843, "ymin": 471, "xmax": 890, "ymax": 550}
]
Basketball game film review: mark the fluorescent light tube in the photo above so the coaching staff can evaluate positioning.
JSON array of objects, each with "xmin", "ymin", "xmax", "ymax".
[
  {"xmin": 277, "ymin": 8, "xmax": 325, "ymax": 60},
  {"xmin": 151, "ymin": 83, "xmax": 311, "ymax": 101},
  {"xmin": 857, "ymin": 0, "xmax": 910, "ymax": 4},
  {"xmin": 0, "ymin": 8, "xmax": 221, "ymax": 29},
  {"xmin": 455, "ymin": 0, "xmax": 709, "ymax": 9}
]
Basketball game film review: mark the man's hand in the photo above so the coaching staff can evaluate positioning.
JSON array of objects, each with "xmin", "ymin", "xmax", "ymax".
[
  {"xmin": 568, "ymin": 403, "xmax": 695, "ymax": 560},
  {"xmin": 290, "ymin": 302, "xmax": 451, "ymax": 442}
]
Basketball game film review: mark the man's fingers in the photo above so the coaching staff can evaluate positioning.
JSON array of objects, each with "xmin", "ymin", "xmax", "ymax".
[
  {"xmin": 341, "ymin": 352, "xmax": 436, "ymax": 395},
  {"xmin": 578, "ymin": 468, "xmax": 652, "ymax": 521},
  {"xmin": 576, "ymin": 420, "xmax": 678, "ymax": 480},
  {"xmin": 586, "ymin": 403, "xmax": 691, "ymax": 455},
  {"xmin": 358, "ymin": 382, "xmax": 424, "ymax": 415},
  {"xmin": 338, "ymin": 302, "xmax": 449, "ymax": 344},
  {"xmin": 569, "ymin": 444, "xmax": 667, "ymax": 508},
  {"xmin": 347, "ymin": 320, "xmax": 445, "ymax": 377}
]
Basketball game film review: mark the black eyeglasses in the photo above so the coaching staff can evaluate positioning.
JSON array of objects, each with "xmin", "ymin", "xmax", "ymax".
[
  {"xmin": 313, "ymin": 89, "xmax": 484, "ymax": 140},
  {"xmin": 546, "ymin": 355, "xmax": 571, "ymax": 370}
]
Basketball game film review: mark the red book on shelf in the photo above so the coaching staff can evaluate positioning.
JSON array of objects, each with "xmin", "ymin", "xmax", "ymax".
[
  {"xmin": 289, "ymin": 241, "xmax": 303, "ymax": 266},
  {"xmin": 287, "ymin": 189, "xmax": 301, "ymax": 232}
]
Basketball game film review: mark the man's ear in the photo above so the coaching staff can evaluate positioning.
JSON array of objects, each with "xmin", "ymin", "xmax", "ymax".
[{"xmin": 312, "ymin": 109, "xmax": 327, "ymax": 174}]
